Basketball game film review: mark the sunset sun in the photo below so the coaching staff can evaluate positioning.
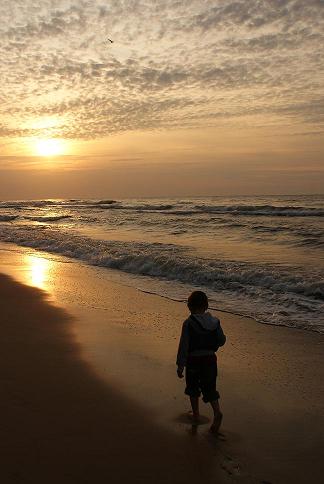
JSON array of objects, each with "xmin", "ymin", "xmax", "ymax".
[{"xmin": 36, "ymin": 138, "xmax": 64, "ymax": 157}]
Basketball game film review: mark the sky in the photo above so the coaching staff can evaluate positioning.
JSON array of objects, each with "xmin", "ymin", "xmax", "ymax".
[{"xmin": 0, "ymin": 0, "xmax": 323, "ymax": 199}]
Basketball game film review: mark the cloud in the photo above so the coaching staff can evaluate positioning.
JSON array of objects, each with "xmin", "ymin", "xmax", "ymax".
[
  {"xmin": 0, "ymin": 0, "xmax": 323, "ymax": 141},
  {"xmin": 186, "ymin": 1, "xmax": 324, "ymax": 32}
]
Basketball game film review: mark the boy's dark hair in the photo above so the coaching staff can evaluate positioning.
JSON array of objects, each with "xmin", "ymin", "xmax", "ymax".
[{"xmin": 187, "ymin": 291, "xmax": 208, "ymax": 312}]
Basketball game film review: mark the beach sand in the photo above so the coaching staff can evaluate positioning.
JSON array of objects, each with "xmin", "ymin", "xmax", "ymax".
[{"xmin": 0, "ymin": 243, "xmax": 323, "ymax": 483}]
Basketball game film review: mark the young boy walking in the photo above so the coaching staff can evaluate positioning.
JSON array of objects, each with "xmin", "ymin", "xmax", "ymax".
[{"xmin": 176, "ymin": 291, "xmax": 226, "ymax": 433}]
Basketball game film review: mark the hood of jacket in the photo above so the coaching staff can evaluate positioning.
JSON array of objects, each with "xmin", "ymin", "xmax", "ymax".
[{"xmin": 189, "ymin": 312, "xmax": 220, "ymax": 330}]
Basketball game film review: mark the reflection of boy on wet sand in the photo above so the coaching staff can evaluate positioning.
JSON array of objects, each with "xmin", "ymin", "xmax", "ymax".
[{"xmin": 176, "ymin": 291, "xmax": 226, "ymax": 433}]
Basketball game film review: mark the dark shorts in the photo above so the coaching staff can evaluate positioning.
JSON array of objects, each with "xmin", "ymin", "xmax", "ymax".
[{"xmin": 185, "ymin": 354, "xmax": 219, "ymax": 403}]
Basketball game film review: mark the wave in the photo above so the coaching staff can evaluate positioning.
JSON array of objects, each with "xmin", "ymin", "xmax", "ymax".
[
  {"xmin": 93, "ymin": 200, "xmax": 118, "ymax": 205},
  {"xmin": 192, "ymin": 204, "xmax": 324, "ymax": 217},
  {"xmin": 166, "ymin": 210, "xmax": 198, "ymax": 216},
  {"xmin": 23, "ymin": 215, "xmax": 72, "ymax": 222},
  {"xmin": 248, "ymin": 223, "xmax": 324, "ymax": 246},
  {"xmin": 0, "ymin": 199, "xmax": 174, "ymax": 212},
  {"xmin": 0, "ymin": 200, "xmax": 56, "ymax": 210},
  {"xmin": 94, "ymin": 203, "xmax": 175, "ymax": 211},
  {"xmin": 0, "ymin": 215, "xmax": 18, "ymax": 222},
  {"xmin": 1, "ymin": 198, "xmax": 323, "ymax": 217},
  {"xmin": 131, "ymin": 204, "xmax": 175, "ymax": 211},
  {"xmin": 0, "ymin": 223, "xmax": 323, "ymax": 332},
  {"xmin": 90, "ymin": 202, "xmax": 324, "ymax": 216},
  {"xmin": 96, "ymin": 203, "xmax": 175, "ymax": 212}
]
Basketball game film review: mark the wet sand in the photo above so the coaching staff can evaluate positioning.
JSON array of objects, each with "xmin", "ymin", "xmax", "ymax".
[
  {"xmin": 0, "ymin": 273, "xmax": 230, "ymax": 484},
  {"xmin": 0, "ymin": 243, "xmax": 324, "ymax": 483}
]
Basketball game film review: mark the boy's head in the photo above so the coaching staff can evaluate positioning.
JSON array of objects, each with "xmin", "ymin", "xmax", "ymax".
[{"xmin": 187, "ymin": 291, "xmax": 208, "ymax": 313}]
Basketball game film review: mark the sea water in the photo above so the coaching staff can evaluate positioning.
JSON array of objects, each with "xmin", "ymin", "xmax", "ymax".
[{"xmin": 0, "ymin": 195, "xmax": 323, "ymax": 333}]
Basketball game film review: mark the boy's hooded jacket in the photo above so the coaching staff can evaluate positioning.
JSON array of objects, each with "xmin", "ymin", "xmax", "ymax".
[{"xmin": 176, "ymin": 312, "xmax": 226, "ymax": 368}]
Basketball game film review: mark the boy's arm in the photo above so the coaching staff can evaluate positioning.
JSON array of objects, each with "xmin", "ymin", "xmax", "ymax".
[
  {"xmin": 216, "ymin": 320, "xmax": 226, "ymax": 347},
  {"xmin": 176, "ymin": 320, "xmax": 189, "ymax": 375}
]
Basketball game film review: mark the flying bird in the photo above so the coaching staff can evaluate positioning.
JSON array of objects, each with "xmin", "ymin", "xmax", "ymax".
[{"xmin": 106, "ymin": 38, "xmax": 114, "ymax": 43}]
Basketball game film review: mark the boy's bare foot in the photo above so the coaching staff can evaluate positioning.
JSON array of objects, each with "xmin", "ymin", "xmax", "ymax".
[
  {"xmin": 193, "ymin": 414, "xmax": 200, "ymax": 425},
  {"xmin": 210, "ymin": 412, "xmax": 223, "ymax": 434},
  {"xmin": 188, "ymin": 411, "xmax": 200, "ymax": 424}
]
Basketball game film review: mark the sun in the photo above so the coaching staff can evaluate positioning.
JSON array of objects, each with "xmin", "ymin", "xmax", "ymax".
[{"xmin": 36, "ymin": 138, "xmax": 64, "ymax": 156}]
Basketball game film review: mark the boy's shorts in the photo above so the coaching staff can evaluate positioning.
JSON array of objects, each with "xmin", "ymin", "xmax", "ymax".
[{"xmin": 185, "ymin": 354, "xmax": 219, "ymax": 402}]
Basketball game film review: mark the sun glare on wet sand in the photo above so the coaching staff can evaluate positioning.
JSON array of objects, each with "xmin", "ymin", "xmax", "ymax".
[{"xmin": 25, "ymin": 254, "xmax": 51, "ymax": 290}]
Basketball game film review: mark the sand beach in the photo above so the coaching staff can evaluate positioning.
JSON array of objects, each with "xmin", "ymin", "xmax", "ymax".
[{"xmin": 0, "ymin": 243, "xmax": 323, "ymax": 484}]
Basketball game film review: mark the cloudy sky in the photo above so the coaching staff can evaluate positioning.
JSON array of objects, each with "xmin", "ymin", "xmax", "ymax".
[{"xmin": 1, "ymin": 0, "xmax": 323, "ymax": 198}]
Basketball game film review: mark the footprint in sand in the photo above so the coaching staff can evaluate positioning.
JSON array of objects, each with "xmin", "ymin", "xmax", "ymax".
[
  {"xmin": 215, "ymin": 431, "xmax": 227, "ymax": 441},
  {"xmin": 220, "ymin": 455, "xmax": 241, "ymax": 477}
]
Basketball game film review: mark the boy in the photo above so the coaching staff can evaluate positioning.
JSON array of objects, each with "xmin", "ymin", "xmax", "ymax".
[{"xmin": 176, "ymin": 291, "xmax": 226, "ymax": 433}]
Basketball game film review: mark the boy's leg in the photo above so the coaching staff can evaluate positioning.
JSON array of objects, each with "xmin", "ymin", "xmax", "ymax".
[
  {"xmin": 189, "ymin": 396, "xmax": 200, "ymax": 422},
  {"xmin": 210, "ymin": 400, "xmax": 223, "ymax": 434},
  {"xmin": 200, "ymin": 356, "xmax": 223, "ymax": 433},
  {"xmin": 185, "ymin": 359, "xmax": 201, "ymax": 423}
]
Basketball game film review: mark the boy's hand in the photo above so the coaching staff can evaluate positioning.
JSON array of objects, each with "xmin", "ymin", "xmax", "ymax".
[{"xmin": 177, "ymin": 366, "xmax": 184, "ymax": 378}]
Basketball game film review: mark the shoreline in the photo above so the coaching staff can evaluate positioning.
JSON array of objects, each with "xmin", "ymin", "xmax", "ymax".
[
  {"xmin": 2, "ymin": 240, "xmax": 323, "ymax": 337},
  {"xmin": 1, "ymin": 213, "xmax": 323, "ymax": 334},
  {"xmin": 0, "ymin": 242, "xmax": 324, "ymax": 483}
]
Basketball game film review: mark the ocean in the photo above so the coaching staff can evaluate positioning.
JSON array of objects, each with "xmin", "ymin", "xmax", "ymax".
[{"xmin": 0, "ymin": 195, "xmax": 323, "ymax": 333}]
